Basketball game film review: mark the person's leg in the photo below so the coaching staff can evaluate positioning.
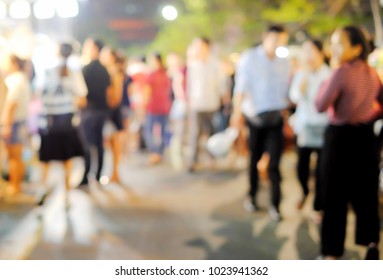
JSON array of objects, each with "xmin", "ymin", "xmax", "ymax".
[
  {"xmin": 63, "ymin": 159, "xmax": 72, "ymax": 208},
  {"xmin": 41, "ymin": 162, "xmax": 49, "ymax": 186},
  {"xmin": 350, "ymin": 130, "xmax": 380, "ymax": 259},
  {"xmin": 265, "ymin": 124, "xmax": 284, "ymax": 213},
  {"xmin": 313, "ymin": 148, "xmax": 323, "ymax": 212},
  {"xmin": 95, "ymin": 114, "xmax": 107, "ymax": 181},
  {"xmin": 78, "ymin": 112, "xmax": 92, "ymax": 185},
  {"xmin": 144, "ymin": 114, "xmax": 155, "ymax": 153},
  {"xmin": 6, "ymin": 144, "xmax": 24, "ymax": 194},
  {"xmin": 110, "ymin": 131, "xmax": 122, "ymax": 182},
  {"xmin": 63, "ymin": 160, "xmax": 72, "ymax": 193},
  {"xmin": 246, "ymin": 120, "xmax": 265, "ymax": 205},
  {"xmin": 188, "ymin": 111, "xmax": 201, "ymax": 171},
  {"xmin": 297, "ymin": 147, "xmax": 312, "ymax": 209},
  {"xmin": 159, "ymin": 115, "xmax": 169, "ymax": 155},
  {"xmin": 204, "ymin": 112, "xmax": 215, "ymax": 138},
  {"xmin": 320, "ymin": 126, "xmax": 349, "ymax": 258}
]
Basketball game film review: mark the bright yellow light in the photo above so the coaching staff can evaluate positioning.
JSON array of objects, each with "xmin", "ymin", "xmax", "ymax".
[{"xmin": 162, "ymin": 5, "xmax": 178, "ymax": 21}]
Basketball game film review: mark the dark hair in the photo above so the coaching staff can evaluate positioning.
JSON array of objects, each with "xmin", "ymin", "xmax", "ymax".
[
  {"xmin": 306, "ymin": 38, "xmax": 329, "ymax": 65},
  {"xmin": 307, "ymin": 38, "xmax": 323, "ymax": 52},
  {"xmin": 92, "ymin": 39, "xmax": 104, "ymax": 53},
  {"xmin": 341, "ymin": 26, "xmax": 370, "ymax": 61},
  {"xmin": 116, "ymin": 51, "xmax": 127, "ymax": 73},
  {"xmin": 267, "ymin": 24, "xmax": 287, "ymax": 34},
  {"xmin": 198, "ymin": 37, "xmax": 211, "ymax": 46},
  {"xmin": 152, "ymin": 52, "xmax": 164, "ymax": 69},
  {"xmin": 59, "ymin": 43, "xmax": 73, "ymax": 77},
  {"xmin": 10, "ymin": 55, "xmax": 25, "ymax": 71}
]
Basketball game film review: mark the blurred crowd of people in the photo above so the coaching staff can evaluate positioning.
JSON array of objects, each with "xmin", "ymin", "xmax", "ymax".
[{"xmin": 1, "ymin": 23, "xmax": 383, "ymax": 260}]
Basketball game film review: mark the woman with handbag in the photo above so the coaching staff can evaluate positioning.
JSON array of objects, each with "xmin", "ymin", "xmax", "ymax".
[
  {"xmin": 316, "ymin": 26, "xmax": 383, "ymax": 260},
  {"xmin": 37, "ymin": 43, "xmax": 87, "ymax": 207},
  {"xmin": 289, "ymin": 39, "xmax": 330, "ymax": 220}
]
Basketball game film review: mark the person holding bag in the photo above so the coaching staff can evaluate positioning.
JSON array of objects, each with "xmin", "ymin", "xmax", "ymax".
[
  {"xmin": 316, "ymin": 26, "xmax": 383, "ymax": 260},
  {"xmin": 231, "ymin": 25, "xmax": 290, "ymax": 221}
]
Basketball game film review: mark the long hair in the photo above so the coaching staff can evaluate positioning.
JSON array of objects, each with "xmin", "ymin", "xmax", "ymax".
[
  {"xmin": 59, "ymin": 43, "xmax": 73, "ymax": 77},
  {"xmin": 342, "ymin": 26, "xmax": 371, "ymax": 62}
]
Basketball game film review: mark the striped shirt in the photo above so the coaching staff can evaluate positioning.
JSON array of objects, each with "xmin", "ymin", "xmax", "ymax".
[
  {"xmin": 38, "ymin": 62, "xmax": 87, "ymax": 116},
  {"xmin": 316, "ymin": 59, "xmax": 383, "ymax": 125}
]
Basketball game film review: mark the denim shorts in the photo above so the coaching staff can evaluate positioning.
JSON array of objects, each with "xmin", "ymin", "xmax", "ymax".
[{"xmin": 1, "ymin": 122, "xmax": 26, "ymax": 145}]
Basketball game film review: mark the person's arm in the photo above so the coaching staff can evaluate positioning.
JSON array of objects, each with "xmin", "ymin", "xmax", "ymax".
[
  {"xmin": 72, "ymin": 71, "xmax": 88, "ymax": 109},
  {"xmin": 377, "ymin": 80, "xmax": 383, "ymax": 108},
  {"xmin": 1, "ymin": 95, "xmax": 17, "ymax": 139},
  {"xmin": 143, "ymin": 79, "xmax": 152, "ymax": 108},
  {"xmin": 230, "ymin": 51, "xmax": 250, "ymax": 127},
  {"xmin": 172, "ymin": 71, "xmax": 185, "ymax": 101},
  {"xmin": 289, "ymin": 72, "xmax": 306, "ymax": 104},
  {"xmin": 315, "ymin": 68, "xmax": 343, "ymax": 113},
  {"xmin": 107, "ymin": 72, "xmax": 124, "ymax": 109}
]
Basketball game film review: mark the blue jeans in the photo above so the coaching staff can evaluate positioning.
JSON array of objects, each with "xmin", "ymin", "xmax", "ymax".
[{"xmin": 145, "ymin": 114, "xmax": 168, "ymax": 155}]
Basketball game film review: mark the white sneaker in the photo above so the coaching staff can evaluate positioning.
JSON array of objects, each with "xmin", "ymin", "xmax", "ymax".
[
  {"xmin": 269, "ymin": 206, "xmax": 282, "ymax": 222},
  {"xmin": 243, "ymin": 196, "xmax": 257, "ymax": 213}
]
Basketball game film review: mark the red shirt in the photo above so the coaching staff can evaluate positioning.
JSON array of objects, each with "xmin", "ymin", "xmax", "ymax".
[
  {"xmin": 316, "ymin": 59, "xmax": 383, "ymax": 125},
  {"xmin": 146, "ymin": 69, "xmax": 172, "ymax": 115}
]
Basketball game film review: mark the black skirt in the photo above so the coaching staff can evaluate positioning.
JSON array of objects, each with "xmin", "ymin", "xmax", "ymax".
[{"xmin": 39, "ymin": 128, "xmax": 84, "ymax": 162}]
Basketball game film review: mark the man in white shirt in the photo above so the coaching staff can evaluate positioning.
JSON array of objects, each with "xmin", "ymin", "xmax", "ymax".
[
  {"xmin": 187, "ymin": 37, "xmax": 226, "ymax": 172},
  {"xmin": 231, "ymin": 25, "xmax": 290, "ymax": 221}
]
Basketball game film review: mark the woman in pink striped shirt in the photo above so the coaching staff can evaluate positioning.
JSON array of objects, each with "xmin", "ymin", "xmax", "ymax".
[{"xmin": 316, "ymin": 26, "xmax": 383, "ymax": 260}]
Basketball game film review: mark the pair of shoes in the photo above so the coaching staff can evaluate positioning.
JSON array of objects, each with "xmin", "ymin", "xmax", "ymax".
[
  {"xmin": 269, "ymin": 206, "xmax": 282, "ymax": 222},
  {"xmin": 243, "ymin": 196, "xmax": 258, "ymax": 213},
  {"xmin": 365, "ymin": 246, "xmax": 379, "ymax": 260}
]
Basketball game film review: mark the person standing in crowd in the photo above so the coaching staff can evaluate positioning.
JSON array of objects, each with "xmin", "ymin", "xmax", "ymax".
[
  {"xmin": 316, "ymin": 26, "xmax": 383, "ymax": 260},
  {"xmin": 187, "ymin": 37, "xmax": 226, "ymax": 172},
  {"xmin": 0, "ymin": 54, "xmax": 31, "ymax": 195},
  {"xmin": 231, "ymin": 25, "xmax": 290, "ymax": 221},
  {"xmin": 144, "ymin": 53, "xmax": 172, "ymax": 165},
  {"xmin": 79, "ymin": 38, "xmax": 113, "ymax": 188},
  {"xmin": 289, "ymin": 39, "xmax": 330, "ymax": 220},
  {"xmin": 117, "ymin": 52, "xmax": 132, "ymax": 157},
  {"xmin": 100, "ymin": 46, "xmax": 125, "ymax": 183},
  {"xmin": 167, "ymin": 52, "xmax": 187, "ymax": 170},
  {"xmin": 128, "ymin": 57, "xmax": 149, "ymax": 152},
  {"xmin": 37, "ymin": 43, "xmax": 87, "ymax": 206}
]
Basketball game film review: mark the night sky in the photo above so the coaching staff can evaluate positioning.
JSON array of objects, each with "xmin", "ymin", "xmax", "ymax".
[{"xmin": 74, "ymin": 0, "xmax": 181, "ymax": 46}]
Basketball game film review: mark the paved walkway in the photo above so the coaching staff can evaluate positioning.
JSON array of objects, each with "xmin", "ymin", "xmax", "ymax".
[{"xmin": 0, "ymin": 151, "xmax": 382, "ymax": 259}]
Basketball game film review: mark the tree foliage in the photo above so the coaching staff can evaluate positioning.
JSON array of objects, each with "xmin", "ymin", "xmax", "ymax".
[{"xmin": 142, "ymin": 0, "xmax": 375, "ymax": 56}]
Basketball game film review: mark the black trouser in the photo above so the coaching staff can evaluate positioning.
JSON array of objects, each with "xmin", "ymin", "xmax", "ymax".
[
  {"xmin": 247, "ymin": 119, "xmax": 284, "ymax": 210},
  {"xmin": 320, "ymin": 124, "xmax": 380, "ymax": 257},
  {"xmin": 297, "ymin": 147, "xmax": 323, "ymax": 211},
  {"xmin": 79, "ymin": 110, "xmax": 108, "ymax": 182},
  {"xmin": 189, "ymin": 111, "xmax": 215, "ymax": 166}
]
